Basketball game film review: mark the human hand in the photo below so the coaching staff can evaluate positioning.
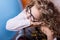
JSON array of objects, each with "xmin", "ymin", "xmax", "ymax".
[
  {"xmin": 40, "ymin": 27, "xmax": 53, "ymax": 36},
  {"xmin": 40, "ymin": 26, "xmax": 54, "ymax": 40},
  {"xmin": 30, "ymin": 21, "xmax": 42, "ymax": 27}
]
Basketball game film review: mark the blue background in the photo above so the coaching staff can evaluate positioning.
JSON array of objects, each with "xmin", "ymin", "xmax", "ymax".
[{"xmin": 0, "ymin": 0, "xmax": 22, "ymax": 40}]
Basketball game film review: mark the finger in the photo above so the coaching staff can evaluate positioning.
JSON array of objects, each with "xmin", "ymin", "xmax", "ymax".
[{"xmin": 33, "ymin": 22, "xmax": 42, "ymax": 25}]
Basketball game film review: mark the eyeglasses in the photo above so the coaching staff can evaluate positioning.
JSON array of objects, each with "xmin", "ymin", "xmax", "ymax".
[{"xmin": 27, "ymin": 7, "xmax": 40, "ymax": 22}]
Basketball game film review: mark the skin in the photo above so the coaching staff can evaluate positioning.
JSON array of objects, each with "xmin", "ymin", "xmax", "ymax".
[
  {"xmin": 26, "ymin": 5, "xmax": 54, "ymax": 40},
  {"xmin": 40, "ymin": 25, "xmax": 54, "ymax": 40}
]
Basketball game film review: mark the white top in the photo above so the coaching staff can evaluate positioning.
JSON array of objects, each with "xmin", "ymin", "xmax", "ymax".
[{"xmin": 6, "ymin": 9, "xmax": 31, "ymax": 31}]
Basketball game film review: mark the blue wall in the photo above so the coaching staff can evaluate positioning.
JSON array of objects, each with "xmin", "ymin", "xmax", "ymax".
[{"xmin": 0, "ymin": 0, "xmax": 22, "ymax": 40}]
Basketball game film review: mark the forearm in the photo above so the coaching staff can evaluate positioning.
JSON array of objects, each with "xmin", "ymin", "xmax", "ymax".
[{"xmin": 6, "ymin": 19, "xmax": 30, "ymax": 31}]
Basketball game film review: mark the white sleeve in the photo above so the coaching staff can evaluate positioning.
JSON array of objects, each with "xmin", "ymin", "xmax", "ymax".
[{"xmin": 6, "ymin": 9, "xmax": 31, "ymax": 31}]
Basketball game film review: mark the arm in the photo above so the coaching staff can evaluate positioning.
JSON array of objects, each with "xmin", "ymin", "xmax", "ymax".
[
  {"xmin": 6, "ymin": 18, "xmax": 42, "ymax": 31},
  {"xmin": 6, "ymin": 9, "xmax": 42, "ymax": 31},
  {"xmin": 6, "ymin": 9, "xmax": 31, "ymax": 31},
  {"xmin": 6, "ymin": 19, "xmax": 30, "ymax": 31}
]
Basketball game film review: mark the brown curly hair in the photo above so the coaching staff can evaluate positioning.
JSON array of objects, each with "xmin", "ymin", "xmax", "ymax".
[{"xmin": 25, "ymin": 0, "xmax": 60, "ymax": 37}]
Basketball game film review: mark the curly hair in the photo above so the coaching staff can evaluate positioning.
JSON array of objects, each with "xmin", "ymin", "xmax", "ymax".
[{"xmin": 26, "ymin": 0, "xmax": 60, "ymax": 37}]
